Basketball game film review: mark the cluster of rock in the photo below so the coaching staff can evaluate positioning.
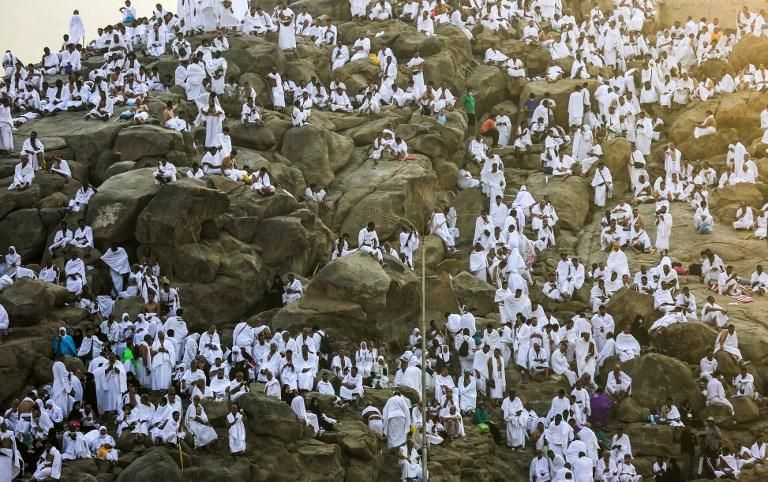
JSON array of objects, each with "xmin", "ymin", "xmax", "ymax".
[{"xmin": 3, "ymin": 2, "xmax": 768, "ymax": 480}]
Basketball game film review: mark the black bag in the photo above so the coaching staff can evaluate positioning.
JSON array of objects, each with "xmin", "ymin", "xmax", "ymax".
[{"xmin": 688, "ymin": 263, "xmax": 702, "ymax": 276}]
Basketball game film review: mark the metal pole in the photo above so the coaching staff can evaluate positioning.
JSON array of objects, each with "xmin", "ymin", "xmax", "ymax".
[
  {"xmin": 384, "ymin": 213, "xmax": 429, "ymax": 480},
  {"xmin": 420, "ymin": 233, "xmax": 428, "ymax": 481}
]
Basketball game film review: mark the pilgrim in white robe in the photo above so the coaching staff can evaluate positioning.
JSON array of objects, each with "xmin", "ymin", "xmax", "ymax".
[
  {"xmin": 591, "ymin": 167, "xmax": 613, "ymax": 207},
  {"xmin": 382, "ymin": 394, "xmax": 411, "ymax": 448},
  {"xmin": 95, "ymin": 361, "xmax": 127, "ymax": 413},
  {"xmin": 151, "ymin": 336, "xmax": 176, "ymax": 391},
  {"xmin": 501, "ymin": 396, "xmax": 528, "ymax": 448},
  {"xmin": 185, "ymin": 402, "xmax": 218, "ymax": 448},
  {"xmin": 227, "ymin": 411, "xmax": 246, "ymax": 453}
]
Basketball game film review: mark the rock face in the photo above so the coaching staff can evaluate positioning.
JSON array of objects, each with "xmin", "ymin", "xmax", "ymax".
[
  {"xmin": 280, "ymin": 125, "xmax": 355, "ymax": 185},
  {"xmin": 87, "ymin": 168, "xmax": 159, "ymax": 247},
  {"xmin": 524, "ymin": 173, "xmax": 591, "ymax": 230},
  {"xmin": 135, "ymin": 180, "xmax": 230, "ymax": 246},
  {"xmin": 650, "ymin": 322, "xmax": 718, "ymax": 363},
  {"xmin": 113, "ymin": 125, "xmax": 190, "ymax": 163},
  {"xmin": 329, "ymin": 157, "xmax": 439, "ymax": 240},
  {"xmin": 3, "ymin": 3, "xmax": 768, "ymax": 482},
  {"xmin": 239, "ymin": 392, "xmax": 306, "ymax": 443},
  {"xmin": 729, "ymin": 35, "xmax": 768, "ymax": 70},
  {"xmin": 272, "ymin": 253, "xmax": 420, "ymax": 344},
  {"xmin": 115, "ymin": 450, "xmax": 182, "ymax": 482},
  {"xmin": 619, "ymin": 354, "xmax": 704, "ymax": 411},
  {"xmin": 0, "ymin": 279, "xmax": 70, "ymax": 326}
]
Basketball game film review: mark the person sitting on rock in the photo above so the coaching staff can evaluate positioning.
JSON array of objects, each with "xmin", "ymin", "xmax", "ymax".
[
  {"xmin": 240, "ymin": 97, "xmax": 263, "ymax": 126},
  {"xmin": 605, "ymin": 364, "xmax": 632, "ymax": 402},
  {"xmin": 484, "ymin": 42, "xmax": 508, "ymax": 65},
  {"xmin": 153, "ymin": 159, "xmax": 177, "ymax": 185},
  {"xmin": 706, "ymin": 372, "xmax": 735, "ymax": 416},
  {"xmin": 281, "ymin": 274, "xmax": 303, "ymax": 305},
  {"xmin": 8, "ymin": 156, "xmax": 34, "ymax": 191},
  {"xmin": 694, "ymin": 109, "xmax": 717, "ymax": 138},
  {"xmin": 732, "ymin": 366, "xmax": 757, "ymax": 400}
]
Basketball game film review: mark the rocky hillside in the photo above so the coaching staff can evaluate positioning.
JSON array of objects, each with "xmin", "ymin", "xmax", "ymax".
[{"xmin": 3, "ymin": 3, "xmax": 768, "ymax": 481}]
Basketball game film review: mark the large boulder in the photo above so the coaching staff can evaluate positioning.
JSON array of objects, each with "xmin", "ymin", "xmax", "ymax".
[
  {"xmin": 319, "ymin": 420, "xmax": 380, "ymax": 461},
  {"xmin": 625, "ymin": 424, "xmax": 680, "ymax": 457},
  {"xmin": 600, "ymin": 138, "xmax": 633, "ymax": 193},
  {"xmin": 330, "ymin": 158, "xmax": 439, "ymax": 241},
  {"xmin": 223, "ymin": 37, "xmax": 287, "ymax": 78},
  {"xmin": 87, "ymin": 168, "xmax": 159, "ymax": 247},
  {"xmin": 729, "ymin": 35, "xmax": 768, "ymax": 71},
  {"xmin": 135, "ymin": 179, "xmax": 230, "ymax": 246},
  {"xmin": 397, "ymin": 113, "xmax": 466, "ymax": 162},
  {"xmin": 307, "ymin": 253, "xmax": 391, "ymax": 312},
  {"xmin": 14, "ymin": 112, "xmax": 121, "ymax": 162},
  {"xmin": 156, "ymin": 235, "xmax": 267, "ymax": 326},
  {"xmin": 238, "ymin": 392, "xmax": 305, "ymax": 443},
  {"xmin": 453, "ymin": 188, "xmax": 485, "ymax": 249},
  {"xmin": 115, "ymin": 449, "xmax": 182, "ymax": 482},
  {"xmin": 280, "ymin": 125, "xmax": 354, "ymax": 185},
  {"xmin": 251, "ymin": 213, "xmax": 334, "ymax": 274},
  {"xmin": 228, "ymin": 115, "xmax": 287, "ymax": 150},
  {"xmin": 393, "ymin": 31, "xmax": 445, "ymax": 58},
  {"xmin": 616, "ymin": 397, "xmax": 649, "ymax": 423},
  {"xmin": 220, "ymin": 190, "xmax": 301, "ymax": 244},
  {"xmin": 335, "ymin": 58, "xmax": 382, "ymax": 94},
  {"xmin": 0, "ymin": 186, "xmax": 41, "ymax": 219},
  {"xmin": 523, "ymin": 173, "xmax": 590, "ymax": 231},
  {"xmin": 0, "ymin": 279, "xmax": 71, "ymax": 326},
  {"xmin": 273, "ymin": 257, "xmax": 420, "ymax": 344},
  {"xmin": 620, "ymin": 354, "xmax": 704, "ymax": 411},
  {"xmin": 650, "ymin": 322, "xmax": 718, "ymax": 364},
  {"xmin": 112, "ymin": 125, "xmax": 189, "ymax": 163},
  {"xmin": 710, "ymin": 184, "xmax": 765, "ymax": 222},
  {"xmin": 678, "ymin": 128, "xmax": 740, "ymax": 162},
  {"xmin": 466, "ymin": 65, "xmax": 509, "ymax": 116},
  {"xmin": 731, "ymin": 396, "xmax": 760, "ymax": 424},
  {"xmin": 715, "ymin": 90, "xmax": 768, "ymax": 143},
  {"xmin": 604, "ymin": 288, "xmax": 658, "ymax": 329},
  {"xmin": 0, "ymin": 209, "xmax": 46, "ymax": 260},
  {"xmin": 452, "ymin": 271, "xmax": 497, "ymax": 316}
]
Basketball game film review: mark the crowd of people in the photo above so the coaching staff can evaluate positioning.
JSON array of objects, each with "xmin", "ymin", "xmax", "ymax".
[{"xmin": 1, "ymin": 0, "xmax": 768, "ymax": 480}]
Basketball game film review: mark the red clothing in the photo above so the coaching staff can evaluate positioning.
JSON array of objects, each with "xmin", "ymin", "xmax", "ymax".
[{"xmin": 479, "ymin": 118, "xmax": 496, "ymax": 134}]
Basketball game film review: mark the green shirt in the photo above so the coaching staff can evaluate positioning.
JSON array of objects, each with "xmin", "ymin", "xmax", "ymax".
[{"xmin": 461, "ymin": 93, "xmax": 476, "ymax": 114}]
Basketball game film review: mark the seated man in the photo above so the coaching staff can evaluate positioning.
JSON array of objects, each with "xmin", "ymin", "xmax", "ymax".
[
  {"xmin": 605, "ymin": 364, "xmax": 632, "ymax": 402},
  {"xmin": 200, "ymin": 146, "xmax": 222, "ymax": 174},
  {"xmin": 8, "ymin": 157, "xmax": 34, "ymax": 190},
  {"xmin": 750, "ymin": 264, "xmax": 768, "ymax": 294},
  {"xmin": 153, "ymin": 159, "xmax": 177, "ymax": 184},
  {"xmin": 49, "ymin": 221, "xmax": 73, "ymax": 256},
  {"xmin": 732, "ymin": 366, "xmax": 757, "ymax": 399},
  {"xmin": 240, "ymin": 98, "xmax": 263, "ymax": 126},
  {"xmin": 282, "ymin": 274, "xmax": 303, "ymax": 305},
  {"xmin": 527, "ymin": 342, "xmax": 550, "ymax": 378},
  {"xmin": 69, "ymin": 219, "xmax": 94, "ymax": 250}
]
